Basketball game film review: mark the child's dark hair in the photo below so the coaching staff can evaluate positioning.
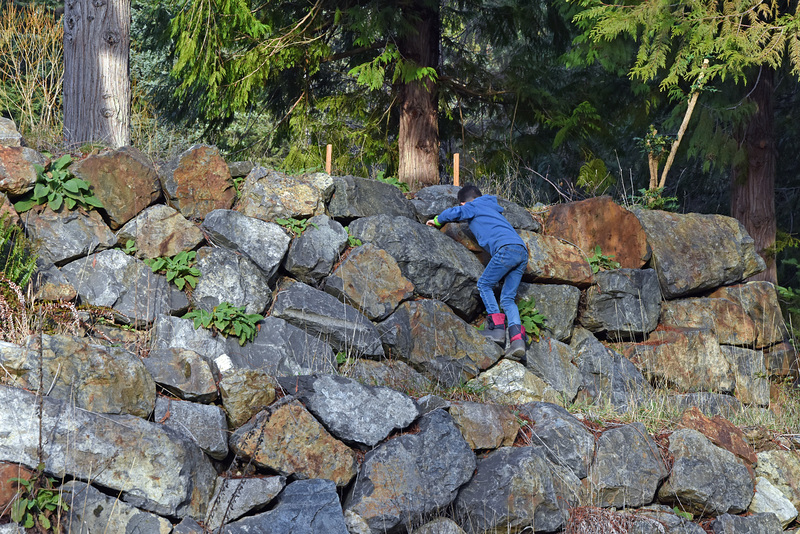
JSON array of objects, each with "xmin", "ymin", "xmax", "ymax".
[{"xmin": 458, "ymin": 185, "xmax": 481, "ymax": 203}]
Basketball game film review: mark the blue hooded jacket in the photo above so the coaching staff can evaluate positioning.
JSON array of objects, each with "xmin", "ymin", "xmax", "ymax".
[{"xmin": 436, "ymin": 195, "xmax": 527, "ymax": 256}]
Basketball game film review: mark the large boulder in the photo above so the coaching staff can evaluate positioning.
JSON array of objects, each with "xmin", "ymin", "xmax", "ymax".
[
  {"xmin": 192, "ymin": 246, "xmax": 272, "ymax": 315},
  {"xmin": 222, "ymin": 479, "xmax": 349, "ymax": 534},
  {"xmin": 201, "ymin": 209, "xmax": 291, "ymax": 280},
  {"xmin": 709, "ymin": 513, "xmax": 782, "ymax": 534},
  {"xmin": 623, "ymin": 327, "xmax": 735, "ymax": 394},
  {"xmin": 678, "ymin": 407, "xmax": 757, "ymax": 466},
  {"xmin": 61, "ymin": 249, "xmax": 188, "ymax": 325},
  {"xmin": 571, "ymin": 328, "xmax": 652, "ymax": 411},
  {"xmin": 230, "ymin": 400, "xmax": 357, "ymax": 486},
  {"xmin": 755, "ymin": 450, "xmax": 800, "ymax": 510},
  {"xmin": 348, "ymin": 214, "xmax": 484, "ymax": 318},
  {"xmin": 324, "ymin": 243, "xmax": 415, "ymax": 321},
  {"xmin": 276, "ymin": 374, "xmax": 419, "ymax": 447},
  {"xmin": 519, "ymin": 230, "xmax": 593, "ymax": 285},
  {"xmin": 150, "ymin": 314, "xmax": 227, "ymax": 360},
  {"xmin": 70, "ymin": 146, "xmax": 162, "ymax": 229},
  {"xmin": 116, "ymin": 204, "xmax": 204, "ymax": 260},
  {"xmin": 378, "ymin": 299, "xmax": 502, "ymax": 387},
  {"xmin": 448, "ymin": 401, "xmax": 519, "ymax": 450},
  {"xmin": 658, "ymin": 428, "xmax": 754, "ymax": 516},
  {"xmin": 160, "ymin": 144, "xmax": 236, "ymax": 220},
  {"xmin": 23, "ymin": 206, "xmax": 116, "ymax": 265},
  {"xmin": 284, "ymin": 214, "xmax": 349, "ymax": 285},
  {"xmin": 453, "ymin": 447, "xmax": 567, "ymax": 534},
  {"xmin": 218, "ymin": 368, "xmax": 277, "ymax": 429},
  {"xmin": 516, "ymin": 401, "xmax": 595, "ymax": 479},
  {"xmin": 0, "ymin": 334, "xmax": 155, "ymax": 417},
  {"xmin": 467, "ymin": 360, "xmax": 563, "ymax": 406},
  {"xmin": 709, "ymin": 282, "xmax": 789, "ymax": 349},
  {"xmin": 633, "ymin": 209, "xmax": 765, "ymax": 299},
  {"xmin": 524, "ymin": 336, "xmax": 582, "ymax": 403},
  {"xmin": 545, "ymin": 196, "xmax": 650, "ymax": 269},
  {"xmin": 579, "ymin": 268, "xmax": 661, "ymax": 340},
  {"xmin": 327, "ymin": 175, "xmax": 415, "ymax": 220},
  {"xmin": 236, "ymin": 166, "xmax": 332, "ymax": 221},
  {"xmin": 720, "ymin": 345, "xmax": 770, "ymax": 406},
  {"xmin": 0, "ymin": 385, "xmax": 216, "ymax": 518},
  {"xmin": 344, "ymin": 409, "xmax": 476, "ymax": 533},
  {"xmin": 272, "ymin": 280, "xmax": 384, "ymax": 358},
  {"xmin": 142, "ymin": 348, "xmax": 218, "ymax": 403},
  {"xmin": 517, "ymin": 283, "xmax": 581, "ymax": 342},
  {"xmin": 660, "ymin": 297, "xmax": 758, "ymax": 347},
  {"xmin": 586, "ymin": 423, "xmax": 668, "ymax": 508}
]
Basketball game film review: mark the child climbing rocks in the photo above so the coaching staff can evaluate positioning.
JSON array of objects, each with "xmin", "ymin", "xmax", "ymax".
[{"xmin": 427, "ymin": 185, "xmax": 529, "ymax": 359}]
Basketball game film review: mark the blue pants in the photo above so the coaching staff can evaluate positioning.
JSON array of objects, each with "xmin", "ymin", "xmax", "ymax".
[{"xmin": 477, "ymin": 244, "xmax": 528, "ymax": 327}]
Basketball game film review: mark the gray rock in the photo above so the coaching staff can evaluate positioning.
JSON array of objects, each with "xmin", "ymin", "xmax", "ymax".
[
  {"xmin": 412, "ymin": 518, "xmax": 467, "ymax": 534},
  {"xmin": 0, "ymin": 117, "xmax": 22, "ymax": 147},
  {"xmin": 272, "ymin": 280, "xmax": 384, "ymax": 357},
  {"xmin": 0, "ymin": 385, "xmax": 216, "ymax": 518},
  {"xmin": 625, "ymin": 505, "xmax": 706, "ymax": 534},
  {"xmin": 658, "ymin": 428, "xmax": 754, "ymax": 515},
  {"xmin": 0, "ymin": 334, "xmax": 155, "ymax": 417},
  {"xmin": 378, "ymin": 299, "xmax": 503, "ymax": 387},
  {"xmin": 150, "ymin": 314, "xmax": 228, "ymax": 360},
  {"xmin": 116, "ymin": 204, "xmax": 204, "ymax": 260},
  {"xmin": 328, "ymin": 175, "xmax": 416, "ymax": 220},
  {"xmin": 276, "ymin": 374, "xmax": 419, "ymax": 447},
  {"xmin": 348, "ymin": 214, "xmax": 484, "ymax": 318},
  {"xmin": 173, "ymin": 517, "xmax": 206, "ymax": 534},
  {"xmin": 517, "ymin": 282, "xmax": 581, "ymax": 341},
  {"xmin": 24, "ymin": 206, "xmax": 116, "ymax": 265},
  {"xmin": 587, "ymin": 422, "xmax": 668, "ymax": 508},
  {"xmin": 633, "ymin": 209, "xmax": 765, "ymax": 299},
  {"xmin": 223, "ymin": 316, "xmax": 337, "ymax": 377},
  {"xmin": 284, "ymin": 214, "xmax": 348, "ymax": 285},
  {"xmin": 192, "ymin": 246, "xmax": 272, "ymax": 315},
  {"xmin": 524, "ymin": 336, "xmax": 582, "ymax": 403},
  {"xmin": 228, "ymin": 160, "xmax": 255, "ymax": 177},
  {"xmin": 61, "ymin": 249, "xmax": 188, "ymax": 325},
  {"xmin": 467, "ymin": 359, "xmax": 563, "ymax": 406},
  {"xmin": 580, "ymin": 268, "xmax": 661, "ymax": 339},
  {"xmin": 721, "ymin": 345, "xmax": 770, "ymax": 406},
  {"xmin": 143, "ymin": 348, "xmax": 218, "ymax": 403},
  {"xmin": 416, "ymin": 394, "xmax": 451, "ymax": 414},
  {"xmin": 748, "ymin": 477, "xmax": 798, "ymax": 528},
  {"xmin": 325, "ymin": 243, "xmax": 415, "ymax": 321},
  {"xmin": 755, "ymin": 450, "xmax": 800, "ymax": 511},
  {"xmin": 205, "ymin": 475, "xmax": 286, "ymax": 531},
  {"xmin": 0, "ymin": 525, "xmax": 25, "ymax": 534},
  {"xmin": 516, "ymin": 401, "xmax": 595, "ymax": 479},
  {"xmin": 571, "ymin": 327, "xmax": 652, "ymax": 411},
  {"xmin": 223, "ymin": 479, "xmax": 349, "ymax": 534},
  {"xmin": 236, "ymin": 166, "xmax": 329, "ymax": 221},
  {"xmin": 201, "ymin": 209, "xmax": 291, "ymax": 281},
  {"xmin": 344, "ymin": 358, "xmax": 433, "ymax": 393},
  {"xmin": 155, "ymin": 397, "xmax": 229, "ymax": 460},
  {"xmin": 710, "ymin": 513, "xmax": 782, "ymax": 534},
  {"xmin": 453, "ymin": 446, "xmax": 565, "ymax": 534},
  {"xmin": 345, "ymin": 409, "xmax": 476, "ymax": 533},
  {"xmin": 61, "ymin": 481, "xmax": 172, "ymax": 534}
]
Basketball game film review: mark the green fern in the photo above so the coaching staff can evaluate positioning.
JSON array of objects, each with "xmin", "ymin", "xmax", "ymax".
[{"xmin": 0, "ymin": 215, "xmax": 37, "ymax": 289}]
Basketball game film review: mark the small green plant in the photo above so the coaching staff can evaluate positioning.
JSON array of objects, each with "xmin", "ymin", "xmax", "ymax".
[
  {"xmin": 335, "ymin": 351, "xmax": 348, "ymax": 365},
  {"xmin": 0, "ymin": 215, "xmax": 37, "ymax": 288},
  {"xmin": 628, "ymin": 187, "xmax": 679, "ymax": 211},
  {"xmin": 672, "ymin": 506, "xmax": 693, "ymax": 521},
  {"xmin": 122, "ymin": 239, "xmax": 137, "ymax": 255},
  {"xmin": 275, "ymin": 217, "xmax": 318, "ymax": 236},
  {"xmin": 587, "ymin": 245, "xmax": 621, "ymax": 274},
  {"xmin": 144, "ymin": 250, "xmax": 200, "ymax": 290},
  {"xmin": 10, "ymin": 463, "xmax": 69, "ymax": 531},
  {"xmin": 183, "ymin": 302, "xmax": 263, "ymax": 345},
  {"xmin": 344, "ymin": 226, "xmax": 362, "ymax": 247},
  {"xmin": 13, "ymin": 154, "xmax": 104, "ymax": 213},
  {"xmin": 375, "ymin": 170, "xmax": 410, "ymax": 193},
  {"xmin": 518, "ymin": 297, "xmax": 547, "ymax": 342}
]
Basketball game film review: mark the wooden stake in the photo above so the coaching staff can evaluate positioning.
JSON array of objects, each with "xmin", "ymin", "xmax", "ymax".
[
  {"xmin": 453, "ymin": 153, "xmax": 460, "ymax": 186},
  {"xmin": 325, "ymin": 144, "xmax": 332, "ymax": 174}
]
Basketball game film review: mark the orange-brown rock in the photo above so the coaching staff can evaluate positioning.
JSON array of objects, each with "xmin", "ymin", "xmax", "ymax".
[
  {"xmin": 0, "ymin": 146, "xmax": 42, "ymax": 196},
  {"xmin": 660, "ymin": 297, "xmax": 757, "ymax": 347},
  {"xmin": 71, "ymin": 146, "xmax": 162, "ymax": 229},
  {"xmin": 710, "ymin": 282, "xmax": 789, "ymax": 349},
  {"xmin": 160, "ymin": 145, "xmax": 236, "ymax": 220},
  {"xmin": 0, "ymin": 193, "xmax": 19, "ymax": 225},
  {"xmin": 544, "ymin": 196, "xmax": 649, "ymax": 269},
  {"xmin": 0, "ymin": 462, "xmax": 34, "ymax": 515},
  {"xmin": 230, "ymin": 400, "xmax": 357, "ymax": 487},
  {"xmin": 519, "ymin": 230, "xmax": 593, "ymax": 286},
  {"xmin": 679, "ymin": 406, "xmax": 757, "ymax": 467}
]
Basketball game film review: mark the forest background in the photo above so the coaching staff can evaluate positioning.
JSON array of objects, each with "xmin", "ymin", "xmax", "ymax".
[{"xmin": 2, "ymin": 0, "xmax": 800, "ymax": 338}]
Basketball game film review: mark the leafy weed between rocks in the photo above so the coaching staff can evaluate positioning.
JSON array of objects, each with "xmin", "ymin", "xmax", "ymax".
[
  {"xmin": 13, "ymin": 154, "xmax": 104, "ymax": 213},
  {"xmin": 183, "ymin": 302, "xmax": 264, "ymax": 346},
  {"xmin": 8, "ymin": 463, "xmax": 69, "ymax": 532}
]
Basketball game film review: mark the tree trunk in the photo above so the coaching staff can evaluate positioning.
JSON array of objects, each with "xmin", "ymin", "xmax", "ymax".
[
  {"xmin": 397, "ymin": 2, "xmax": 440, "ymax": 191},
  {"xmin": 63, "ymin": 0, "xmax": 130, "ymax": 148},
  {"xmin": 731, "ymin": 67, "xmax": 777, "ymax": 283}
]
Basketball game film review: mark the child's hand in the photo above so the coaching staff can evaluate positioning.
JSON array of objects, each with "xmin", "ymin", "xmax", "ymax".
[{"xmin": 426, "ymin": 219, "xmax": 437, "ymax": 227}]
